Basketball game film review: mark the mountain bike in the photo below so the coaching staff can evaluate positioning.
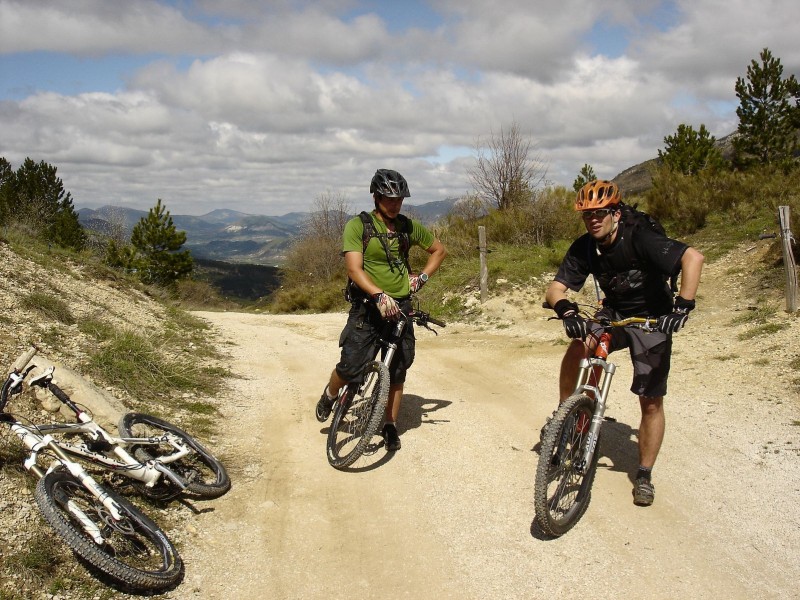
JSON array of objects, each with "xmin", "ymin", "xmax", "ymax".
[
  {"xmin": 326, "ymin": 304, "xmax": 445, "ymax": 469},
  {"xmin": 0, "ymin": 347, "xmax": 230, "ymax": 591},
  {"xmin": 534, "ymin": 306, "xmax": 658, "ymax": 537}
]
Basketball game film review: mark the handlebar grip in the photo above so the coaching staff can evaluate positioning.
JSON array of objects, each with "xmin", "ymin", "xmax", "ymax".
[
  {"xmin": 427, "ymin": 316, "xmax": 446, "ymax": 328},
  {"xmin": 12, "ymin": 346, "xmax": 38, "ymax": 373}
]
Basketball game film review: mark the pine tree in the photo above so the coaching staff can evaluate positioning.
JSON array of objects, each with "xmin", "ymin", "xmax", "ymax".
[
  {"xmin": 658, "ymin": 124, "xmax": 726, "ymax": 175},
  {"xmin": 572, "ymin": 164, "xmax": 597, "ymax": 192},
  {"xmin": 733, "ymin": 48, "xmax": 800, "ymax": 168},
  {"xmin": 3, "ymin": 157, "xmax": 86, "ymax": 250},
  {"xmin": 130, "ymin": 199, "xmax": 193, "ymax": 286},
  {"xmin": 0, "ymin": 157, "xmax": 12, "ymax": 228}
]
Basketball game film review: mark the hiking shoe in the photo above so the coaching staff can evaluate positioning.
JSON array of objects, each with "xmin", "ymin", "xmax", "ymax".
[
  {"xmin": 633, "ymin": 477, "xmax": 655, "ymax": 506},
  {"xmin": 315, "ymin": 389, "xmax": 334, "ymax": 422},
  {"xmin": 382, "ymin": 423, "xmax": 401, "ymax": 451}
]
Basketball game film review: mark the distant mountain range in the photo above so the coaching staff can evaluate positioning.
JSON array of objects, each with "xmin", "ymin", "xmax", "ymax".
[{"xmin": 77, "ymin": 199, "xmax": 459, "ymax": 266}]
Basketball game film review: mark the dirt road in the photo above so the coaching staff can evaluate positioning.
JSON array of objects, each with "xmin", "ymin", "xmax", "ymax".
[{"xmin": 167, "ymin": 252, "xmax": 799, "ymax": 600}]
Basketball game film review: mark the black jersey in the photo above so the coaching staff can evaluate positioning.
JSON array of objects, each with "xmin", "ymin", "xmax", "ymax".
[{"xmin": 554, "ymin": 223, "xmax": 688, "ymax": 317}]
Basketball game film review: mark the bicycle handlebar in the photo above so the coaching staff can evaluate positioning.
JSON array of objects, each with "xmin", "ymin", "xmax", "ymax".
[
  {"xmin": 411, "ymin": 310, "xmax": 446, "ymax": 328},
  {"xmin": 541, "ymin": 302, "xmax": 657, "ymax": 331}
]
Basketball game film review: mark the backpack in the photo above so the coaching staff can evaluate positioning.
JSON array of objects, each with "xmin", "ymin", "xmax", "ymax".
[
  {"xmin": 617, "ymin": 203, "xmax": 678, "ymax": 293},
  {"xmin": 343, "ymin": 211, "xmax": 414, "ymax": 303}
]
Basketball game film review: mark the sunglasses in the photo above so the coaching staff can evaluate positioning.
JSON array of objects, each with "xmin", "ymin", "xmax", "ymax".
[{"xmin": 581, "ymin": 208, "xmax": 614, "ymax": 220}]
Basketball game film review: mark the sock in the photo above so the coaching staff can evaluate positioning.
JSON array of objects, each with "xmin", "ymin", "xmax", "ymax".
[
  {"xmin": 325, "ymin": 386, "xmax": 336, "ymax": 400},
  {"xmin": 636, "ymin": 466, "xmax": 652, "ymax": 481}
]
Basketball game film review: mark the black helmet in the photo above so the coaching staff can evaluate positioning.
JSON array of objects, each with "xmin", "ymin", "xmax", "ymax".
[{"xmin": 369, "ymin": 169, "xmax": 410, "ymax": 198}]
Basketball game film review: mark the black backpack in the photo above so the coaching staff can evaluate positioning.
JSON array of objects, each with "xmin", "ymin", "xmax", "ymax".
[
  {"xmin": 343, "ymin": 211, "xmax": 413, "ymax": 302},
  {"xmin": 617, "ymin": 203, "xmax": 678, "ymax": 293}
]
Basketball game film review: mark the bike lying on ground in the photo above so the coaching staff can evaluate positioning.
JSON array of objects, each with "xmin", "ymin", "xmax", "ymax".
[
  {"xmin": 534, "ymin": 306, "xmax": 658, "ymax": 537},
  {"xmin": 326, "ymin": 304, "xmax": 445, "ymax": 469},
  {"xmin": 0, "ymin": 347, "xmax": 230, "ymax": 592}
]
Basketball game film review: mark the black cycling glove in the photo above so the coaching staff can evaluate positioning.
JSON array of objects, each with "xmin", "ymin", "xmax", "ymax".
[
  {"xmin": 553, "ymin": 299, "xmax": 587, "ymax": 340},
  {"xmin": 657, "ymin": 296, "xmax": 695, "ymax": 334}
]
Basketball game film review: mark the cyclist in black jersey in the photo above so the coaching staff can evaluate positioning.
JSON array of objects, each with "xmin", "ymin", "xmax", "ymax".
[{"xmin": 544, "ymin": 179, "xmax": 704, "ymax": 507}]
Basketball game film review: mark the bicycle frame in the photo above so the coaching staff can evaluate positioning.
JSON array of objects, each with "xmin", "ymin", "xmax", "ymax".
[
  {"xmin": 357, "ymin": 307, "xmax": 442, "ymax": 394},
  {"xmin": 4, "ymin": 361, "xmax": 197, "ymax": 497},
  {"xmin": 570, "ymin": 330, "xmax": 617, "ymax": 474}
]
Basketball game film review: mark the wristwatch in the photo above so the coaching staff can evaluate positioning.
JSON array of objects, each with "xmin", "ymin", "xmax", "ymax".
[{"xmin": 418, "ymin": 272, "xmax": 429, "ymax": 283}]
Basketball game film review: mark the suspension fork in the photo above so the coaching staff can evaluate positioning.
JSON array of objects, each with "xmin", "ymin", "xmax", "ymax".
[
  {"xmin": 572, "ymin": 342, "xmax": 617, "ymax": 473},
  {"xmin": 373, "ymin": 319, "xmax": 407, "ymax": 372},
  {"xmin": 13, "ymin": 426, "xmax": 125, "ymax": 525}
]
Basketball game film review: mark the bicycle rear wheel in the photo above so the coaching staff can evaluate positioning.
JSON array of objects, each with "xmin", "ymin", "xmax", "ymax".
[
  {"xmin": 34, "ymin": 469, "xmax": 183, "ymax": 593},
  {"xmin": 326, "ymin": 360, "xmax": 390, "ymax": 469},
  {"xmin": 534, "ymin": 394, "xmax": 600, "ymax": 537},
  {"xmin": 118, "ymin": 413, "xmax": 230, "ymax": 500}
]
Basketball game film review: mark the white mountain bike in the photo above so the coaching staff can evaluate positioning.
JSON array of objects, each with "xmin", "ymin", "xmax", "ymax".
[{"xmin": 1, "ymin": 347, "xmax": 230, "ymax": 592}]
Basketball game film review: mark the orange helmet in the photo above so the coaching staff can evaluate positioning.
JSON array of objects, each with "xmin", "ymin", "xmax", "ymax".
[{"xmin": 575, "ymin": 179, "xmax": 621, "ymax": 211}]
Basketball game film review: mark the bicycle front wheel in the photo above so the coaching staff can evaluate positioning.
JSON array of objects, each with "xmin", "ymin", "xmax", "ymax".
[
  {"xmin": 34, "ymin": 469, "xmax": 183, "ymax": 593},
  {"xmin": 118, "ymin": 413, "xmax": 230, "ymax": 500},
  {"xmin": 327, "ymin": 360, "xmax": 390, "ymax": 469},
  {"xmin": 534, "ymin": 394, "xmax": 600, "ymax": 537}
]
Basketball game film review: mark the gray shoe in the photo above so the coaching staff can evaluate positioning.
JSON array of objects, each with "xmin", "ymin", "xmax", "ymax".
[{"xmin": 633, "ymin": 477, "xmax": 655, "ymax": 506}]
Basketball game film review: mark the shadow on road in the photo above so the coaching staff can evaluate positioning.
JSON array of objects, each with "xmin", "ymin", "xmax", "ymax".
[{"xmin": 398, "ymin": 394, "xmax": 452, "ymax": 435}]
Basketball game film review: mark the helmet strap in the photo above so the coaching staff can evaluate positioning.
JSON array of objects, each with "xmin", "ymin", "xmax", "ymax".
[
  {"xmin": 374, "ymin": 196, "xmax": 395, "ymax": 224},
  {"xmin": 598, "ymin": 212, "xmax": 620, "ymax": 247}
]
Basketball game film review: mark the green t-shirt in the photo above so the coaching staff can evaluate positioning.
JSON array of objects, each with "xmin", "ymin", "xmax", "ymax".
[{"xmin": 342, "ymin": 211, "xmax": 435, "ymax": 298}]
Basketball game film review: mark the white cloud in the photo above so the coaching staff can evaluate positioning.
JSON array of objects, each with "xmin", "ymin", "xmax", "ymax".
[{"xmin": 0, "ymin": 0, "xmax": 797, "ymax": 214}]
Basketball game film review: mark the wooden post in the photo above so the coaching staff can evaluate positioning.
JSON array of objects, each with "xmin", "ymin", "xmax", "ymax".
[
  {"xmin": 778, "ymin": 206, "xmax": 797, "ymax": 313},
  {"xmin": 478, "ymin": 226, "xmax": 488, "ymax": 303}
]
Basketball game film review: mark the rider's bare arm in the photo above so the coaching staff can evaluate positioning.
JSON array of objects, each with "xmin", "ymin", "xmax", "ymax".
[
  {"xmin": 419, "ymin": 239, "xmax": 447, "ymax": 277},
  {"xmin": 676, "ymin": 247, "xmax": 704, "ymax": 301},
  {"xmin": 545, "ymin": 280, "xmax": 571, "ymax": 309},
  {"xmin": 344, "ymin": 251, "xmax": 382, "ymax": 297}
]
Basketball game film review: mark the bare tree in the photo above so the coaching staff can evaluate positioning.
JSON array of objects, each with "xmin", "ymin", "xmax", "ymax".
[
  {"xmin": 286, "ymin": 190, "xmax": 352, "ymax": 282},
  {"xmin": 468, "ymin": 122, "xmax": 548, "ymax": 211},
  {"xmin": 106, "ymin": 205, "xmax": 130, "ymax": 247}
]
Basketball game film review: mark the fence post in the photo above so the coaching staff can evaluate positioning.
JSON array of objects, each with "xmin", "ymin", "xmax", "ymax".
[
  {"xmin": 478, "ymin": 226, "xmax": 488, "ymax": 303},
  {"xmin": 778, "ymin": 206, "xmax": 797, "ymax": 313}
]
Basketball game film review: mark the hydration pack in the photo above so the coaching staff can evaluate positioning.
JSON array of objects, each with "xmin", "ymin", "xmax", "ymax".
[
  {"xmin": 617, "ymin": 203, "xmax": 678, "ymax": 293},
  {"xmin": 343, "ymin": 211, "xmax": 413, "ymax": 303}
]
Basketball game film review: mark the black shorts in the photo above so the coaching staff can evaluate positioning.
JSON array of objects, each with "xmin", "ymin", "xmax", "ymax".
[
  {"xmin": 588, "ymin": 318, "xmax": 672, "ymax": 398},
  {"xmin": 334, "ymin": 299, "xmax": 416, "ymax": 384}
]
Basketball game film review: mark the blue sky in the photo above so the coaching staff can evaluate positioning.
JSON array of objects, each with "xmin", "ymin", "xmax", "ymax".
[{"xmin": 1, "ymin": 0, "xmax": 798, "ymax": 215}]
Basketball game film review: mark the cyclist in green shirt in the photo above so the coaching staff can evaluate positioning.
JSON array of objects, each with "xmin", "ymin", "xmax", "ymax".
[{"xmin": 315, "ymin": 169, "xmax": 447, "ymax": 451}]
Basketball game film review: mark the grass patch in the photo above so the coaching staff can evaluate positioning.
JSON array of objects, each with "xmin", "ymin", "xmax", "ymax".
[
  {"xmin": 20, "ymin": 291, "xmax": 75, "ymax": 325},
  {"xmin": 77, "ymin": 316, "xmax": 117, "ymax": 341},
  {"xmin": 87, "ymin": 332, "xmax": 211, "ymax": 399},
  {"xmin": 731, "ymin": 305, "xmax": 777, "ymax": 325},
  {"xmin": 2, "ymin": 531, "xmax": 68, "ymax": 586},
  {"xmin": 738, "ymin": 322, "xmax": 789, "ymax": 340}
]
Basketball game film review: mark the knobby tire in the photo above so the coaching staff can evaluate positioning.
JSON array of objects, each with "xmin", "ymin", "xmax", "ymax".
[
  {"xmin": 34, "ymin": 469, "xmax": 183, "ymax": 593},
  {"xmin": 118, "ymin": 412, "xmax": 230, "ymax": 500},
  {"xmin": 327, "ymin": 360, "xmax": 390, "ymax": 469},
  {"xmin": 534, "ymin": 394, "xmax": 600, "ymax": 537}
]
